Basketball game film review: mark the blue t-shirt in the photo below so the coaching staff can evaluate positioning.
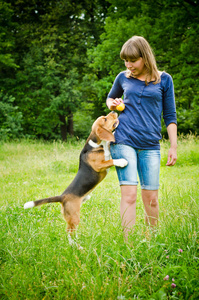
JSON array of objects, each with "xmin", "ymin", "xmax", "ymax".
[{"xmin": 107, "ymin": 71, "xmax": 177, "ymax": 150}]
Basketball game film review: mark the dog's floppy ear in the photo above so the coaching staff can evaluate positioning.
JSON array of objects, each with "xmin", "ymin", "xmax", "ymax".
[{"xmin": 96, "ymin": 127, "xmax": 115, "ymax": 142}]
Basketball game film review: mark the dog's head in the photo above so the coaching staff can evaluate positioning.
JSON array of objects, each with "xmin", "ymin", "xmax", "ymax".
[{"xmin": 92, "ymin": 111, "xmax": 119, "ymax": 142}]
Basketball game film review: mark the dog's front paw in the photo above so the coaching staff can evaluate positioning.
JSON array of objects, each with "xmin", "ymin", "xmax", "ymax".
[{"xmin": 113, "ymin": 158, "xmax": 128, "ymax": 168}]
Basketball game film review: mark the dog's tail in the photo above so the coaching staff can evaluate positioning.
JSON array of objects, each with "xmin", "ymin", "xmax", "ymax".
[{"xmin": 24, "ymin": 195, "xmax": 63, "ymax": 209}]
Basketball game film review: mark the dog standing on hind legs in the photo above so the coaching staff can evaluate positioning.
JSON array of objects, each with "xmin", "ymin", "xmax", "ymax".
[{"xmin": 24, "ymin": 111, "xmax": 128, "ymax": 235}]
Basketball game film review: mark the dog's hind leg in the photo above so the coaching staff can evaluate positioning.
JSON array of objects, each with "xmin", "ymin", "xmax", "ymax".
[
  {"xmin": 66, "ymin": 215, "xmax": 80, "ymax": 233},
  {"xmin": 61, "ymin": 198, "xmax": 81, "ymax": 234}
]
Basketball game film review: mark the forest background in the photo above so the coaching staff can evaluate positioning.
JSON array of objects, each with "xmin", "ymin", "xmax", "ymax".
[{"xmin": 0, "ymin": 0, "xmax": 199, "ymax": 141}]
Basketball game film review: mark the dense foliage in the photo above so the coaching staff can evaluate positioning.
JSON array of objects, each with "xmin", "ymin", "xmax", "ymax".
[{"xmin": 0, "ymin": 0, "xmax": 198, "ymax": 140}]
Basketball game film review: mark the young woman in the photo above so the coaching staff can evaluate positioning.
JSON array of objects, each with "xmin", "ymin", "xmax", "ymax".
[{"xmin": 106, "ymin": 36, "xmax": 177, "ymax": 239}]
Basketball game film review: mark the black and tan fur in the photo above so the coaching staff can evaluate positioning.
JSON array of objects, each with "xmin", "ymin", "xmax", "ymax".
[{"xmin": 24, "ymin": 111, "xmax": 127, "ymax": 233}]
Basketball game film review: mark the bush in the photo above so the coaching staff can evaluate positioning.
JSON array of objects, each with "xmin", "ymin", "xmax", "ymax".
[
  {"xmin": 0, "ymin": 93, "xmax": 23, "ymax": 140},
  {"xmin": 73, "ymin": 110, "xmax": 94, "ymax": 139}
]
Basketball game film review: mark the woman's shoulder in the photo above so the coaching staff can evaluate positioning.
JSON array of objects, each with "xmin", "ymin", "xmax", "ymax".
[
  {"xmin": 160, "ymin": 71, "xmax": 173, "ymax": 80},
  {"xmin": 160, "ymin": 71, "xmax": 173, "ymax": 86},
  {"xmin": 114, "ymin": 70, "xmax": 128, "ymax": 82},
  {"xmin": 117, "ymin": 70, "xmax": 127, "ymax": 77}
]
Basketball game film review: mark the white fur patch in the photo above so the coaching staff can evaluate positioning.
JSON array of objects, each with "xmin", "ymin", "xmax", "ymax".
[
  {"xmin": 88, "ymin": 139, "xmax": 100, "ymax": 148},
  {"xmin": 24, "ymin": 201, "xmax": 35, "ymax": 209},
  {"xmin": 88, "ymin": 140, "xmax": 110, "ymax": 160},
  {"xmin": 113, "ymin": 158, "xmax": 128, "ymax": 168},
  {"xmin": 100, "ymin": 140, "xmax": 110, "ymax": 160},
  {"xmin": 83, "ymin": 195, "xmax": 91, "ymax": 202}
]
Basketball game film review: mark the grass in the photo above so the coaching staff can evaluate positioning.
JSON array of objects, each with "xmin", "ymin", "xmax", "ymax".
[{"xmin": 0, "ymin": 136, "xmax": 199, "ymax": 299}]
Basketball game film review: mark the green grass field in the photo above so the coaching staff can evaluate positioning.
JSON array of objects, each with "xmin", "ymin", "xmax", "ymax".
[{"xmin": 0, "ymin": 137, "xmax": 199, "ymax": 299}]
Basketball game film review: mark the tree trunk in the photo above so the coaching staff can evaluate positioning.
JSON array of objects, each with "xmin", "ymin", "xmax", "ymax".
[
  {"xmin": 59, "ymin": 114, "xmax": 67, "ymax": 141},
  {"xmin": 59, "ymin": 111, "xmax": 74, "ymax": 141},
  {"xmin": 67, "ymin": 111, "xmax": 74, "ymax": 136}
]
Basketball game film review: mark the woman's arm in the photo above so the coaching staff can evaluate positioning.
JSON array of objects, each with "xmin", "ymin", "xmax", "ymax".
[
  {"xmin": 106, "ymin": 72, "xmax": 124, "ymax": 110},
  {"xmin": 166, "ymin": 123, "xmax": 177, "ymax": 166}
]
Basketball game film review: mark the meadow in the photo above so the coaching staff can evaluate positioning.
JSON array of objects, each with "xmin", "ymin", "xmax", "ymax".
[{"xmin": 0, "ymin": 136, "xmax": 199, "ymax": 299}]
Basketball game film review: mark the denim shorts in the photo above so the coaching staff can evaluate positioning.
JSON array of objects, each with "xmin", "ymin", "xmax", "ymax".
[{"xmin": 110, "ymin": 144, "xmax": 161, "ymax": 190}]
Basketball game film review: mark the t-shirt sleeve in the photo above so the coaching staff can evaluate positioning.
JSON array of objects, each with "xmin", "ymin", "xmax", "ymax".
[
  {"xmin": 162, "ymin": 74, "xmax": 177, "ymax": 127},
  {"xmin": 107, "ymin": 73, "xmax": 124, "ymax": 99}
]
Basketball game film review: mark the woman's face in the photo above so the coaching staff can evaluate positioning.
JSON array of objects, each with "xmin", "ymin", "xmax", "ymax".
[{"xmin": 124, "ymin": 57, "xmax": 146, "ymax": 77}]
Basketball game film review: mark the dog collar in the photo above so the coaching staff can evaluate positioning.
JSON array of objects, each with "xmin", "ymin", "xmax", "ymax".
[{"xmin": 88, "ymin": 139, "xmax": 101, "ymax": 148}]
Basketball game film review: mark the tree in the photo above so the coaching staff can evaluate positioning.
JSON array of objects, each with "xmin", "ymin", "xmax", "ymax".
[
  {"xmin": 1, "ymin": 0, "xmax": 111, "ymax": 140},
  {"xmin": 1, "ymin": 0, "xmax": 198, "ymax": 140},
  {"xmin": 0, "ymin": 1, "xmax": 18, "ymax": 75},
  {"xmin": 89, "ymin": 0, "xmax": 199, "ymax": 135},
  {"xmin": 0, "ymin": 93, "xmax": 23, "ymax": 140}
]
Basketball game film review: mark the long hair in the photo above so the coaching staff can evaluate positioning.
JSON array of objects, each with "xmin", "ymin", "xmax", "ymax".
[{"xmin": 120, "ymin": 36, "xmax": 160, "ymax": 85}]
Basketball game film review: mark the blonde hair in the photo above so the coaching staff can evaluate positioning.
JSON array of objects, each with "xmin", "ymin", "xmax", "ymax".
[{"xmin": 120, "ymin": 36, "xmax": 160, "ymax": 85}]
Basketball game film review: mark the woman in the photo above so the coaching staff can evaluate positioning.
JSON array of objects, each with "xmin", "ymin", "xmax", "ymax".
[{"xmin": 106, "ymin": 36, "xmax": 177, "ymax": 239}]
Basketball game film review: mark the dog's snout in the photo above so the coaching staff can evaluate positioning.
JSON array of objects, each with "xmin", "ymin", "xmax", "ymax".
[
  {"xmin": 110, "ymin": 111, "xmax": 118, "ymax": 118},
  {"xmin": 111, "ymin": 111, "xmax": 116, "ymax": 115}
]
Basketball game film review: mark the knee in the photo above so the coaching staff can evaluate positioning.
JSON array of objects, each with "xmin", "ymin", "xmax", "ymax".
[
  {"xmin": 146, "ymin": 196, "xmax": 158, "ymax": 207},
  {"xmin": 142, "ymin": 190, "xmax": 159, "ymax": 207},
  {"xmin": 122, "ymin": 192, "xmax": 137, "ymax": 206},
  {"xmin": 151, "ymin": 199, "xmax": 158, "ymax": 208}
]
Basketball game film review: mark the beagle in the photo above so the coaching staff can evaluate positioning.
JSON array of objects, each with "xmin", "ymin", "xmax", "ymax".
[{"xmin": 24, "ymin": 111, "xmax": 128, "ymax": 233}]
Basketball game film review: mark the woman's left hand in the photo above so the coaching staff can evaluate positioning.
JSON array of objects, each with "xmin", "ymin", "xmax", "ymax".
[{"xmin": 166, "ymin": 147, "xmax": 177, "ymax": 166}]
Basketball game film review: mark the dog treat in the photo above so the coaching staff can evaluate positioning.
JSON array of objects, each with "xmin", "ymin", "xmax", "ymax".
[{"xmin": 116, "ymin": 103, "xmax": 125, "ymax": 111}]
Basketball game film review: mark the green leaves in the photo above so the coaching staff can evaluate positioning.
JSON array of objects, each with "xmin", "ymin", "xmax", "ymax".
[
  {"xmin": 0, "ymin": 93, "xmax": 23, "ymax": 140},
  {"xmin": 0, "ymin": 1, "xmax": 18, "ymax": 70},
  {"xmin": 0, "ymin": 0, "xmax": 199, "ymax": 140},
  {"xmin": 90, "ymin": 0, "xmax": 199, "ymax": 135}
]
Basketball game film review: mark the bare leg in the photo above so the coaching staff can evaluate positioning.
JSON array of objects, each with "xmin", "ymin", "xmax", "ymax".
[
  {"xmin": 120, "ymin": 185, "xmax": 137, "ymax": 240},
  {"xmin": 141, "ymin": 189, "xmax": 159, "ymax": 226}
]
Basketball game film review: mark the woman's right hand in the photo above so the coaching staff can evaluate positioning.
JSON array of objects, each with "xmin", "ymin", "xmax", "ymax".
[{"xmin": 107, "ymin": 98, "xmax": 123, "ymax": 110}]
